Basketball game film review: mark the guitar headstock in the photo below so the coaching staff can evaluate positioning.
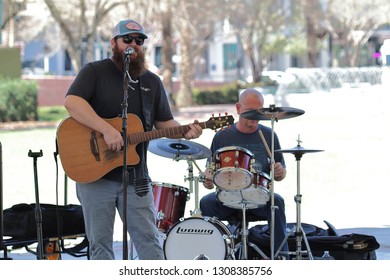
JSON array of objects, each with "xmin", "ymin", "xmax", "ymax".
[{"xmin": 205, "ymin": 113, "xmax": 234, "ymax": 131}]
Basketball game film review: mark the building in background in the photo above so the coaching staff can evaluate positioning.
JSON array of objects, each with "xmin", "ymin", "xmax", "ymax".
[{"xmin": 1, "ymin": 1, "xmax": 390, "ymax": 81}]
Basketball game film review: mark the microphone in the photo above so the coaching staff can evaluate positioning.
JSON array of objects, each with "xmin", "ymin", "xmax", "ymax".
[
  {"xmin": 123, "ymin": 47, "xmax": 135, "ymax": 56},
  {"xmin": 134, "ymin": 178, "xmax": 150, "ymax": 197}
]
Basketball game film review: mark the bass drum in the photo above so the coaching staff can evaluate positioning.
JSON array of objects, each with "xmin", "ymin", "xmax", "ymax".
[{"xmin": 163, "ymin": 216, "xmax": 234, "ymax": 260}]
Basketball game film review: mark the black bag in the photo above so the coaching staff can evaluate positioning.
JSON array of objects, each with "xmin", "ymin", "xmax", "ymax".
[
  {"xmin": 3, "ymin": 203, "xmax": 85, "ymax": 240},
  {"xmin": 248, "ymin": 222, "xmax": 380, "ymax": 260}
]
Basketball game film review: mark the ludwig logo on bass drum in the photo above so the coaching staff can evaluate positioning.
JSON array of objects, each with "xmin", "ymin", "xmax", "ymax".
[{"xmin": 176, "ymin": 227, "xmax": 214, "ymax": 235}]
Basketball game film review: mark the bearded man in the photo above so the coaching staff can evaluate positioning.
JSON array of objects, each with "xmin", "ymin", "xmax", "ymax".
[{"xmin": 63, "ymin": 19, "xmax": 202, "ymax": 260}]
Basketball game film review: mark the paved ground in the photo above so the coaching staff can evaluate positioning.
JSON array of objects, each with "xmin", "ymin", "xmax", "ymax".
[{"xmin": 1, "ymin": 87, "xmax": 390, "ymax": 260}]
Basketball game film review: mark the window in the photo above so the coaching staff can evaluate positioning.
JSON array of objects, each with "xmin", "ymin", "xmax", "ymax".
[{"xmin": 223, "ymin": 43, "xmax": 237, "ymax": 70}]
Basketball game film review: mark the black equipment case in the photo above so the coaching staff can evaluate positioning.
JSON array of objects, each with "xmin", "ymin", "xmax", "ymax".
[{"xmin": 248, "ymin": 222, "xmax": 380, "ymax": 260}]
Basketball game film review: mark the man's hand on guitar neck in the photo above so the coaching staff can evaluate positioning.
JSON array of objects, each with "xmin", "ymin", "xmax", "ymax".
[
  {"xmin": 104, "ymin": 119, "xmax": 203, "ymax": 151},
  {"xmin": 183, "ymin": 120, "xmax": 203, "ymax": 140},
  {"xmin": 154, "ymin": 119, "xmax": 203, "ymax": 140}
]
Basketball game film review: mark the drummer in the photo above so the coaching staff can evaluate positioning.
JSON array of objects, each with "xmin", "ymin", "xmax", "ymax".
[{"xmin": 200, "ymin": 88, "xmax": 289, "ymax": 259}]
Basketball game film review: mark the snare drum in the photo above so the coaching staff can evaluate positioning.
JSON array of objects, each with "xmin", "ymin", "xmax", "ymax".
[
  {"xmin": 212, "ymin": 146, "xmax": 254, "ymax": 190},
  {"xmin": 163, "ymin": 216, "xmax": 234, "ymax": 260},
  {"xmin": 152, "ymin": 182, "xmax": 190, "ymax": 232},
  {"xmin": 217, "ymin": 172, "xmax": 271, "ymax": 209}
]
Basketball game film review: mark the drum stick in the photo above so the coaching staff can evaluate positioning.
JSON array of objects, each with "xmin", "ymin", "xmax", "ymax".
[{"xmin": 258, "ymin": 130, "xmax": 272, "ymax": 158}]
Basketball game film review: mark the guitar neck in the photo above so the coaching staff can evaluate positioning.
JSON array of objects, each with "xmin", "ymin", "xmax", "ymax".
[{"xmin": 128, "ymin": 122, "xmax": 206, "ymax": 144}]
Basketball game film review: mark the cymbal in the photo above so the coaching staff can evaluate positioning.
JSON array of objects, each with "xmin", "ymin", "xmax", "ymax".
[
  {"xmin": 240, "ymin": 106, "xmax": 305, "ymax": 121},
  {"xmin": 275, "ymin": 146, "xmax": 324, "ymax": 156},
  {"xmin": 148, "ymin": 139, "xmax": 211, "ymax": 160}
]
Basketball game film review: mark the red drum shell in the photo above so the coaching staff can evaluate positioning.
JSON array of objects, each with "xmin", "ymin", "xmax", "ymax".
[
  {"xmin": 212, "ymin": 146, "xmax": 254, "ymax": 190},
  {"xmin": 153, "ymin": 182, "xmax": 189, "ymax": 232}
]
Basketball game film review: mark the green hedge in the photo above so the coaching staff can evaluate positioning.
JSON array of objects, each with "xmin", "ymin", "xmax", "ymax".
[
  {"xmin": 193, "ymin": 83, "xmax": 239, "ymax": 104},
  {"xmin": 0, "ymin": 78, "xmax": 38, "ymax": 121},
  {"xmin": 192, "ymin": 81, "xmax": 279, "ymax": 105}
]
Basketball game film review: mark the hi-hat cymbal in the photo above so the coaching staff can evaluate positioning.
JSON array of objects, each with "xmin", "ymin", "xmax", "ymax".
[
  {"xmin": 241, "ymin": 106, "xmax": 305, "ymax": 121},
  {"xmin": 148, "ymin": 139, "xmax": 211, "ymax": 160},
  {"xmin": 275, "ymin": 146, "xmax": 324, "ymax": 156}
]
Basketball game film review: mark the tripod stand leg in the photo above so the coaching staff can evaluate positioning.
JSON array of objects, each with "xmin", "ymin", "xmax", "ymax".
[
  {"xmin": 247, "ymin": 242, "xmax": 269, "ymax": 259},
  {"xmin": 241, "ymin": 204, "xmax": 248, "ymax": 259},
  {"xmin": 233, "ymin": 203, "xmax": 271, "ymax": 260},
  {"xmin": 301, "ymin": 226, "xmax": 314, "ymax": 260},
  {"xmin": 274, "ymin": 225, "xmax": 295, "ymax": 259}
]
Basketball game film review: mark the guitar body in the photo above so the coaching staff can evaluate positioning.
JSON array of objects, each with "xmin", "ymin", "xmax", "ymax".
[{"xmin": 56, "ymin": 114, "xmax": 143, "ymax": 183}]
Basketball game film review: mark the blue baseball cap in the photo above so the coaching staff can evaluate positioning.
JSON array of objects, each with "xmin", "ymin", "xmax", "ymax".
[{"xmin": 112, "ymin": 19, "xmax": 148, "ymax": 39}]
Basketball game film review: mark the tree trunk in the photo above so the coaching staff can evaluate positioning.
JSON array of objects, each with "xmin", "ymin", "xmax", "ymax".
[
  {"xmin": 176, "ymin": 23, "xmax": 193, "ymax": 107},
  {"xmin": 304, "ymin": 0, "xmax": 317, "ymax": 68},
  {"xmin": 160, "ymin": 9, "xmax": 176, "ymax": 110}
]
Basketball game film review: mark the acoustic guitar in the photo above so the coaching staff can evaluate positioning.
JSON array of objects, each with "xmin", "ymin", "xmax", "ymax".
[{"xmin": 56, "ymin": 113, "xmax": 234, "ymax": 183}]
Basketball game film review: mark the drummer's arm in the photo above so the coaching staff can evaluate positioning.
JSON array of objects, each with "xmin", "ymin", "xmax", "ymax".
[
  {"xmin": 274, "ymin": 162, "xmax": 287, "ymax": 181},
  {"xmin": 154, "ymin": 119, "xmax": 202, "ymax": 140}
]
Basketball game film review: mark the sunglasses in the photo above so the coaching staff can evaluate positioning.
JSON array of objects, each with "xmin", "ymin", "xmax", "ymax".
[{"xmin": 119, "ymin": 35, "xmax": 145, "ymax": 46}]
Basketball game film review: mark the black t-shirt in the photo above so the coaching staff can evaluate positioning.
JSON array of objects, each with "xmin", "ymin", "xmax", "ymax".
[{"xmin": 67, "ymin": 58, "xmax": 173, "ymax": 182}]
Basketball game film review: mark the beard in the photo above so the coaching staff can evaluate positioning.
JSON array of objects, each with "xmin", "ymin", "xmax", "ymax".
[{"xmin": 112, "ymin": 43, "xmax": 146, "ymax": 78}]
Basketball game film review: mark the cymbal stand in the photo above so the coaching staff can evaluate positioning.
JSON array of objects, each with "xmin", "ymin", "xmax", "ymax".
[
  {"xmin": 184, "ymin": 157, "xmax": 204, "ymax": 215},
  {"xmin": 231, "ymin": 201, "xmax": 268, "ymax": 260},
  {"xmin": 275, "ymin": 139, "xmax": 313, "ymax": 260},
  {"xmin": 268, "ymin": 105, "xmax": 277, "ymax": 260}
]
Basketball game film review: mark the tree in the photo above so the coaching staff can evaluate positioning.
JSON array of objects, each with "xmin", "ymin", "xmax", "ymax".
[
  {"xmin": 226, "ymin": 0, "xmax": 292, "ymax": 83},
  {"xmin": 327, "ymin": 0, "xmax": 390, "ymax": 67},
  {"xmin": 140, "ymin": 0, "xmax": 178, "ymax": 110},
  {"xmin": 160, "ymin": 3, "xmax": 175, "ymax": 109},
  {"xmin": 1, "ymin": 0, "xmax": 29, "ymax": 46},
  {"xmin": 43, "ymin": 0, "xmax": 128, "ymax": 73},
  {"xmin": 301, "ymin": 0, "xmax": 328, "ymax": 67},
  {"xmin": 173, "ymin": 0, "xmax": 224, "ymax": 107}
]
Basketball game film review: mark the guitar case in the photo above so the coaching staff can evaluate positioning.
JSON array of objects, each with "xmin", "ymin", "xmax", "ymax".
[
  {"xmin": 2, "ymin": 203, "xmax": 85, "ymax": 241},
  {"xmin": 247, "ymin": 221, "xmax": 380, "ymax": 260}
]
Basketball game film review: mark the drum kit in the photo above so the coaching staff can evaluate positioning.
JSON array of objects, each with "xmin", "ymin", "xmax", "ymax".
[{"xmin": 146, "ymin": 105, "xmax": 323, "ymax": 260}]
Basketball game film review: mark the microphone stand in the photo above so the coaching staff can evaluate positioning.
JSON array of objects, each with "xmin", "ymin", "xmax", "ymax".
[
  {"xmin": 28, "ymin": 150, "xmax": 45, "ymax": 260},
  {"xmin": 121, "ymin": 52, "xmax": 131, "ymax": 260}
]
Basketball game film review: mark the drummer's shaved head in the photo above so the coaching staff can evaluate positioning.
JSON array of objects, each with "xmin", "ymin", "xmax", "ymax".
[
  {"xmin": 236, "ymin": 88, "xmax": 265, "ymax": 133},
  {"xmin": 239, "ymin": 88, "xmax": 264, "ymax": 105}
]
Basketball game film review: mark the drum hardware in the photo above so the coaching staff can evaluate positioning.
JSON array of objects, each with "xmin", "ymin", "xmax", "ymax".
[
  {"xmin": 184, "ymin": 158, "xmax": 204, "ymax": 214},
  {"xmin": 230, "ymin": 202, "xmax": 269, "ymax": 260},
  {"xmin": 216, "ymin": 169, "xmax": 270, "ymax": 259},
  {"xmin": 241, "ymin": 105, "xmax": 305, "ymax": 260},
  {"xmin": 275, "ymin": 136, "xmax": 324, "ymax": 260},
  {"xmin": 194, "ymin": 254, "xmax": 209, "ymax": 260},
  {"xmin": 241, "ymin": 106, "xmax": 305, "ymax": 121},
  {"xmin": 148, "ymin": 138, "xmax": 212, "ymax": 213},
  {"xmin": 156, "ymin": 210, "xmax": 165, "ymax": 230},
  {"xmin": 148, "ymin": 139, "xmax": 212, "ymax": 161}
]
